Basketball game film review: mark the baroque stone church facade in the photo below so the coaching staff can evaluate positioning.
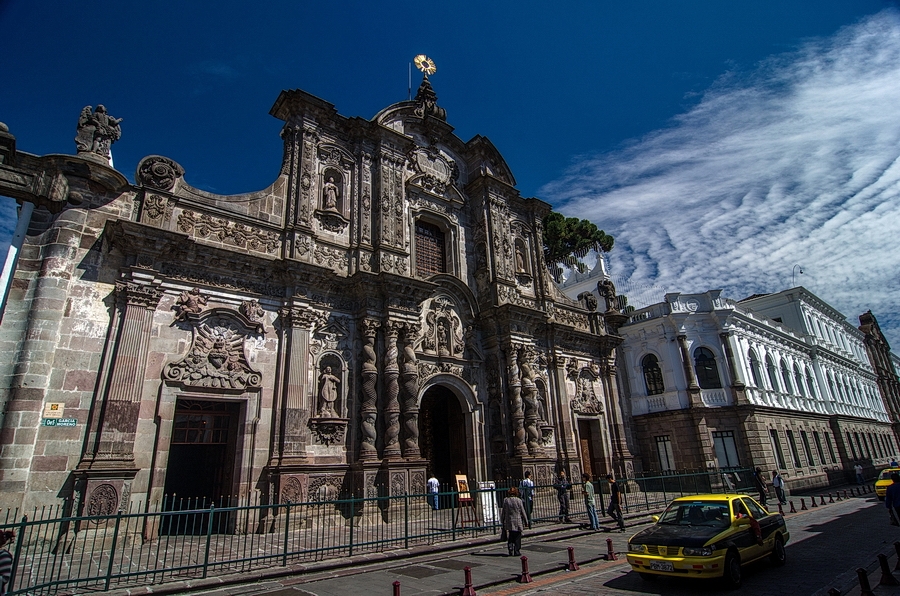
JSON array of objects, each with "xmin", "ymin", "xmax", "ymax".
[{"xmin": 0, "ymin": 78, "xmax": 633, "ymax": 515}]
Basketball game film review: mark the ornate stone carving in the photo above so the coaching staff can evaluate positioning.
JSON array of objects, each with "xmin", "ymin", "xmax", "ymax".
[
  {"xmin": 165, "ymin": 313, "xmax": 263, "ymax": 389},
  {"xmin": 87, "ymin": 483, "xmax": 119, "ymax": 519},
  {"xmin": 173, "ymin": 287, "xmax": 208, "ymax": 322},
  {"xmin": 382, "ymin": 321, "xmax": 402, "ymax": 458},
  {"xmin": 315, "ymin": 209, "xmax": 349, "ymax": 233},
  {"xmin": 571, "ymin": 368, "xmax": 603, "ymax": 415},
  {"xmin": 359, "ymin": 319, "xmax": 379, "ymax": 460},
  {"xmin": 409, "ymin": 148, "xmax": 455, "ymax": 194},
  {"xmin": 137, "ymin": 156, "xmax": 184, "ymax": 191},
  {"xmin": 75, "ymin": 105, "xmax": 122, "ymax": 159},
  {"xmin": 280, "ymin": 476, "xmax": 305, "ymax": 503},
  {"xmin": 422, "ymin": 295, "xmax": 465, "ymax": 357},
  {"xmin": 308, "ymin": 418, "xmax": 347, "ymax": 446},
  {"xmin": 177, "ymin": 210, "xmax": 280, "ymax": 254},
  {"xmin": 239, "ymin": 299, "xmax": 265, "ymax": 323},
  {"xmin": 143, "ymin": 194, "xmax": 176, "ymax": 223},
  {"xmin": 400, "ymin": 323, "xmax": 421, "ymax": 457},
  {"xmin": 312, "ymin": 244, "xmax": 348, "ymax": 269},
  {"xmin": 519, "ymin": 348, "xmax": 544, "ymax": 457},
  {"xmin": 115, "ymin": 281, "xmax": 163, "ymax": 309}
]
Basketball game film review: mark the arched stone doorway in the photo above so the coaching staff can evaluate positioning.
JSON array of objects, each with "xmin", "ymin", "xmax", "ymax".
[{"xmin": 419, "ymin": 385, "xmax": 468, "ymax": 488}]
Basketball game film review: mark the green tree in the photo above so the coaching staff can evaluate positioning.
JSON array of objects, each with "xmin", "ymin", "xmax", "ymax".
[{"xmin": 542, "ymin": 212, "xmax": 614, "ymax": 278}]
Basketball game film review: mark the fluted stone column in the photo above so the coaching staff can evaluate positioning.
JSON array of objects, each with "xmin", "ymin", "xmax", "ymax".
[
  {"xmin": 92, "ymin": 281, "xmax": 162, "ymax": 461},
  {"xmin": 279, "ymin": 306, "xmax": 320, "ymax": 457},
  {"xmin": 382, "ymin": 321, "xmax": 402, "ymax": 459},
  {"xmin": 400, "ymin": 323, "xmax": 421, "ymax": 458},
  {"xmin": 359, "ymin": 319, "xmax": 379, "ymax": 461}
]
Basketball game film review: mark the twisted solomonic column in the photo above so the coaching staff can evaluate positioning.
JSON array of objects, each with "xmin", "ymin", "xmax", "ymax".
[
  {"xmin": 507, "ymin": 345, "xmax": 528, "ymax": 457},
  {"xmin": 359, "ymin": 319, "xmax": 380, "ymax": 460},
  {"xmin": 520, "ymin": 356, "xmax": 544, "ymax": 457},
  {"xmin": 400, "ymin": 323, "xmax": 421, "ymax": 458},
  {"xmin": 382, "ymin": 321, "xmax": 402, "ymax": 459}
]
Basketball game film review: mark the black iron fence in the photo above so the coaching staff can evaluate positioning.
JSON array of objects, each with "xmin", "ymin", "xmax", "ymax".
[{"xmin": 1, "ymin": 468, "xmax": 754, "ymax": 595}]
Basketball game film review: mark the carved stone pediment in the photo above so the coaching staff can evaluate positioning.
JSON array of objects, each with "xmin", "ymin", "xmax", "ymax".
[
  {"xmin": 165, "ymin": 308, "xmax": 263, "ymax": 390},
  {"xmin": 314, "ymin": 208, "xmax": 349, "ymax": 233},
  {"xmin": 307, "ymin": 418, "xmax": 348, "ymax": 446},
  {"xmin": 408, "ymin": 148, "xmax": 456, "ymax": 194},
  {"xmin": 571, "ymin": 368, "xmax": 603, "ymax": 415}
]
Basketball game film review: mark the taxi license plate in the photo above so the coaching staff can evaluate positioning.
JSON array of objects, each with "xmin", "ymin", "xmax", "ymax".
[{"xmin": 650, "ymin": 561, "xmax": 674, "ymax": 572}]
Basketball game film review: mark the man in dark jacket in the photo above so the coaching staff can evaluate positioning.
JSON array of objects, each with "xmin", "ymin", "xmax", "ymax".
[
  {"xmin": 885, "ymin": 472, "xmax": 900, "ymax": 525},
  {"xmin": 553, "ymin": 470, "xmax": 572, "ymax": 523}
]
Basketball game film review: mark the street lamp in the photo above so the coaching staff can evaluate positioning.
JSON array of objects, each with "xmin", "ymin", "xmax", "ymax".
[{"xmin": 792, "ymin": 265, "xmax": 803, "ymax": 287}]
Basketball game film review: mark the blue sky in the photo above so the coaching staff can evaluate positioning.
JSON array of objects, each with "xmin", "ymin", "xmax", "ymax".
[{"xmin": 2, "ymin": 1, "xmax": 899, "ymax": 344}]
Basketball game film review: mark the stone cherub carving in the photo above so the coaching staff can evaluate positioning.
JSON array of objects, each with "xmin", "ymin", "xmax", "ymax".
[
  {"xmin": 317, "ymin": 366, "xmax": 340, "ymax": 417},
  {"xmin": 75, "ymin": 105, "xmax": 122, "ymax": 159},
  {"xmin": 174, "ymin": 287, "xmax": 208, "ymax": 322}
]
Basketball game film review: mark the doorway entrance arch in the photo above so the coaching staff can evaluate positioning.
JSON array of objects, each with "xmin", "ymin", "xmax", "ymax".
[{"xmin": 419, "ymin": 384, "xmax": 470, "ymax": 489}]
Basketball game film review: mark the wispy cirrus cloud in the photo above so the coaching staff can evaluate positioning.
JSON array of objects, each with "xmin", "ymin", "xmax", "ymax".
[{"xmin": 542, "ymin": 10, "xmax": 900, "ymax": 346}]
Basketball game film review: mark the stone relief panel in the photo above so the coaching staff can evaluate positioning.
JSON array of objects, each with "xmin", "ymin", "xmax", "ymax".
[
  {"xmin": 165, "ymin": 310, "xmax": 263, "ymax": 390},
  {"xmin": 421, "ymin": 295, "xmax": 465, "ymax": 358},
  {"xmin": 137, "ymin": 156, "xmax": 184, "ymax": 191},
  {"xmin": 568, "ymin": 363, "xmax": 603, "ymax": 415},
  {"xmin": 176, "ymin": 210, "xmax": 280, "ymax": 255},
  {"xmin": 280, "ymin": 475, "xmax": 307, "ymax": 504}
]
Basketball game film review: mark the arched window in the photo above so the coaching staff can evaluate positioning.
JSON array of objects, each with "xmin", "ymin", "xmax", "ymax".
[
  {"xmin": 641, "ymin": 354, "xmax": 665, "ymax": 396},
  {"xmin": 780, "ymin": 359, "xmax": 793, "ymax": 394},
  {"xmin": 415, "ymin": 219, "xmax": 447, "ymax": 277},
  {"xmin": 806, "ymin": 367, "xmax": 818, "ymax": 399},
  {"xmin": 748, "ymin": 349, "xmax": 764, "ymax": 388},
  {"xmin": 765, "ymin": 355, "xmax": 780, "ymax": 392},
  {"xmin": 794, "ymin": 364, "xmax": 806, "ymax": 397},
  {"xmin": 693, "ymin": 347, "xmax": 722, "ymax": 389}
]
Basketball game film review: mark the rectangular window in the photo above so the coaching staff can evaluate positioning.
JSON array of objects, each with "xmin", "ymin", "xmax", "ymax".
[
  {"xmin": 655, "ymin": 435, "xmax": 675, "ymax": 471},
  {"xmin": 800, "ymin": 430, "xmax": 815, "ymax": 466},
  {"xmin": 415, "ymin": 221, "xmax": 446, "ymax": 277},
  {"xmin": 825, "ymin": 432, "xmax": 837, "ymax": 463},
  {"xmin": 712, "ymin": 431, "xmax": 740, "ymax": 468},
  {"xmin": 770, "ymin": 429, "xmax": 787, "ymax": 469},
  {"xmin": 786, "ymin": 430, "xmax": 801, "ymax": 468},
  {"xmin": 847, "ymin": 432, "xmax": 857, "ymax": 460},
  {"xmin": 813, "ymin": 431, "xmax": 827, "ymax": 465},
  {"xmin": 855, "ymin": 432, "xmax": 868, "ymax": 459}
]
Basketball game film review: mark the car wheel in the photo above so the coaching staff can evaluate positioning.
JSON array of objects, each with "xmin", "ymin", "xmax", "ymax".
[
  {"xmin": 770, "ymin": 534, "xmax": 786, "ymax": 566},
  {"xmin": 638, "ymin": 572, "xmax": 658, "ymax": 582},
  {"xmin": 722, "ymin": 549, "xmax": 742, "ymax": 589}
]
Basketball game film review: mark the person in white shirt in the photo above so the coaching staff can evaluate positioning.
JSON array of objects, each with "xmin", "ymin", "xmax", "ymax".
[
  {"xmin": 427, "ymin": 474, "xmax": 440, "ymax": 510},
  {"xmin": 771, "ymin": 470, "xmax": 787, "ymax": 505},
  {"xmin": 519, "ymin": 471, "xmax": 535, "ymax": 528}
]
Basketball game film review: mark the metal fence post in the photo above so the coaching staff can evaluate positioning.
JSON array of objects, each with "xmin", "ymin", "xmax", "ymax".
[
  {"xmin": 8, "ymin": 515, "xmax": 27, "ymax": 593},
  {"xmin": 404, "ymin": 492, "xmax": 409, "ymax": 550},
  {"xmin": 104, "ymin": 510, "xmax": 123, "ymax": 591},
  {"xmin": 282, "ymin": 503, "xmax": 290, "ymax": 566},
  {"xmin": 349, "ymin": 496, "xmax": 355, "ymax": 557},
  {"xmin": 202, "ymin": 505, "xmax": 215, "ymax": 579}
]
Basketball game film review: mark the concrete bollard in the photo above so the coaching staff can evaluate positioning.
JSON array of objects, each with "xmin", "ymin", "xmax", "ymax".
[
  {"xmin": 801, "ymin": 498, "xmax": 808, "ymax": 511},
  {"xmin": 518, "ymin": 556, "xmax": 533, "ymax": 583},
  {"xmin": 879, "ymin": 554, "xmax": 900, "ymax": 586},
  {"xmin": 858, "ymin": 567, "xmax": 875, "ymax": 596},
  {"xmin": 567, "ymin": 546, "xmax": 579, "ymax": 570},
  {"xmin": 462, "ymin": 566, "xmax": 476, "ymax": 596},
  {"xmin": 605, "ymin": 539, "xmax": 617, "ymax": 561},
  {"xmin": 829, "ymin": 492, "xmax": 834, "ymax": 503},
  {"xmin": 820, "ymin": 495, "xmax": 826, "ymax": 506},
  {"xmin": 393, "ymin": 580, "xmax": 401, "ymax": 596},
  {"xmin": 789, "ymin": 500, "xmax": 797, "ymax": 513}
]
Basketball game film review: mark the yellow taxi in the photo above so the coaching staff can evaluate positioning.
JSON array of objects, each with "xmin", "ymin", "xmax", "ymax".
[
  {"xmin": 626, "ymin": 494, "xmax": 789, "ymax": 588},
  {"xmin": 875, "ymin": 468, "xmax": 900, "ymax": 500}
]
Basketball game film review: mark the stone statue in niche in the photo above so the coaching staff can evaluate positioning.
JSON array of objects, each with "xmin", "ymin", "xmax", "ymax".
[
  {"xmin": 515, "ymin": 244, "xmax": 526, "ymax": 273},
  {"xmin": 174, "ymin": 287, "xmax": 208, "ymax": 322},
  {"xmin": 437, "ymin": 320, "xmax": 450, "ymax": 356},
  {"xmin": 322, "ymin": 177, "xmax": 339, "ymax": 211},
  {"xmin": 75, "ymin": 105, "xmax": 122, "ymax": 158},
  {"xmin": 317, "ymin": 366, "xmax": 340, "ymax": 417}
]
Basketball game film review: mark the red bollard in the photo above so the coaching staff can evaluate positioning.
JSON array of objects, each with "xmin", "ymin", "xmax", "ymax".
[
  {"xmin": 820, "ymin": 495, "xmax": 826, "ymax": 506},
  {"xmin": 567, "ymin": 546, "xmax": 579, "ymax": 570},
  {"xmin": 462, "ymin": 566, "xmax": 476, "ymax": 596},
  {"xmin": 393, "ymin": 580, "xmax": 401, "ymax": 596},
  {"xmin": 893, "ymin": 542, "xmax": 900, "ymax": 571},
  {"xmin": 858, "ymin": 567, "xmax": 875, "ymax": 596},
  {"xmin": 789, "ymin": 500, "xmax": 796, "ymax": 513},
  {"xmin": 878, "ymin": 554, "xmax": 900, "ymax": 586},
  {"xmin": 778, "ymin": 503, "xmax": 784, "ymax": 515},
  {"xmin": 829, "ymin": 492, "xmax": 834, "ymax": 503},
  {"xmin": 518, "ymin": 556, "xmax": 533, "ymax": 583},
  {"xmin": 605, "ymin": 538, "xmax": 617, "ymax": 561},
  {"xmin": 801, "ymin": 498, "xmax": 808, "ymax": 511}
]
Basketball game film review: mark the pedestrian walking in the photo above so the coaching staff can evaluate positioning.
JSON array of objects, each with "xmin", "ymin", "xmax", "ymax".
[
  {"xmin": 0, "ymin": 530, "xmax": 14, "ymax": 596},
  {"xmin": 885, "ymin": 472, "xmax": 900, "ymax": 526},
  {"xmin": 854, "ymin": 462, "xmax": 865, "ymax": 485},
  {"xmin": 753, "ymin": 467, "xmax": 768, "ymax": 507},
  {"xmin": 606, "ymin": 474, "xmax": 626, "ymax": 532},
  {"xmin": 501, "ymin": 486, "xmax": 529, "ymax": 557},
  {"xmin": 772, "ymin": 470, "xmax": 787, "ymax": 505},
  {"xmin": 553, "ymin": 470, "xmax": 572, "ymax": 523},
  {"xmin": 519, "ymin": 470, "xmax": 534, "ymax": 528},
  {"xmin": 582, "ymin": 473, "xmax": 600, "ymax": 530},
  {"xmin": 427, "ymin": 473, "xmax": 440, "ymax": 510},
  {"xmin": 891, "ymin": 457, "xmax": 899, "ymax": 467}
]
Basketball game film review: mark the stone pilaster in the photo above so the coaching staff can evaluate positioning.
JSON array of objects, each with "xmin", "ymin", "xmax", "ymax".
[
  {"xmin": 278, "ymin": 306, "xmax": 320, "ymax": 460},
  {"xmin": 382, "ymin": 321, "xmax": 402, "ymax": 459}
]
